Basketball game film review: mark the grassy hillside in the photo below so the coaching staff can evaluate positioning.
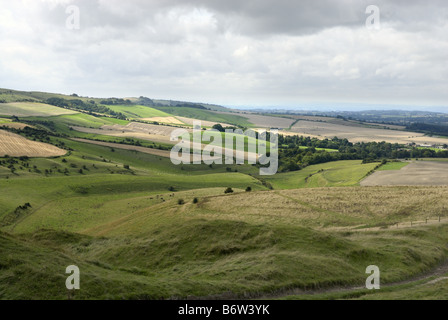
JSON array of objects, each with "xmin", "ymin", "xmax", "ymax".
[
  {"xmin": 263, "ymin": 160, "xmax": 378, "ymax": 189},
  {"xmin": 2, "ymin": 193, "xmax": 448, "ymax": 299}
]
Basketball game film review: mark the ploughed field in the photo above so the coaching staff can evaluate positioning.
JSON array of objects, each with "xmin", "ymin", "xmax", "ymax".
[
  {"xmin": 288, "ymin": 120, "xmax": 448, "ymax": 145},
  {"xmin": 361, "ymin": 161, "xmax": 448, "ymax": 186}
]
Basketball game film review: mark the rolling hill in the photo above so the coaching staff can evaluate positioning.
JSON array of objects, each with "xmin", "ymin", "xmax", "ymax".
[{"xmin": 1, "ymin": 88, "xmax": 448, "ymax": 300}]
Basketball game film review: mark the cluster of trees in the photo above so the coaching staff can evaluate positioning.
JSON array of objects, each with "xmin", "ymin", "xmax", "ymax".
[
  {"xmin": 3, "ymin": 125, "xmax": 56, "ymax": 141},
  {"xmin": 279, "ymin": 135, "xmax": 350, "ymax": 150},
  {"xmin": 406, "ymin": 123, "xmax": 448, "ymax": 137},
  {"xmin": 99, "ymin": 98, "xmax": 132, "ymax": 105},
  {"xmin": 277, "ymin": 135, "xmax": 448, "ymax": 172},
  {"xmin": 174, "ymin": 103, "xmax": 207, "ymax": 109},
  {"xmin": 46, "ymin": 97, "xmax": 126, "ymax": 120}
]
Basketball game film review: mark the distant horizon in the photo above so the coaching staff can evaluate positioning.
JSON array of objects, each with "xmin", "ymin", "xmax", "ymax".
[{"xmin": 2, "ymin": 86, "xmax": 448, "ymax": 115}]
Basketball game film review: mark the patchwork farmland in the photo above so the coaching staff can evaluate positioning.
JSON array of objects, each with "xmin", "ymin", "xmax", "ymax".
[{"xmin": 1, "ymin": 89, "xmax": 448, "ymax": 301}]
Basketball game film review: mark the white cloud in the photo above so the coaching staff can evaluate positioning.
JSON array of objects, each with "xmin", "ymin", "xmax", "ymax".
[{"xmin": 0, "ymin": 0, "xmax": 446, "ymax": 108}]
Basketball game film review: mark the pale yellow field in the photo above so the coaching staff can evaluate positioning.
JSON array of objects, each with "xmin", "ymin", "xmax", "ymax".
[
  {"xmin": 361, "ymin": 161, "xmax": 448, "ymax": 186},
  {"xmin": 175, "ymin": 116, "xmax": 231, "ymax": 128},
  {"xmin": 0, "ymin": 122, "xmax": 33, "ymax": 130},
  {"xmin": 141, "ymin": 116, "xmax": 184, "ymax": 125},
  {"xmin": 72, "ymin": 122, "xmax": 181, "ymax": 144},
  {"xmin": 287, "ymin": 120, "xmax": 448, "ymax": 145},
  {"xmin": 0, "ymin": 129, "xmax": 66, "ymax": 157}
]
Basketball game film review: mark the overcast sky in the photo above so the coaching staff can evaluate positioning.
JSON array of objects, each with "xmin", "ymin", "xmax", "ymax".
[{"xmin": 0, "ymin": 0, "xmax": 447, "ymax": 110}]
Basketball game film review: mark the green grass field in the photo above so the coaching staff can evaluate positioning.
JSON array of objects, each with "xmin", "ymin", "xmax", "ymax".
[
  {"xmin": 298, "ymin": 146, "xmax": 339, "ymax": 152},
  {"xmin": 0, "ymin": 102, "xmax": 78, "ymax": 117},
  {"xmin": 377, "ymin": 161, "xmax": 409, "ymax": 171},
  {"xmin": 263, "ymin": 160, "xmax": 378, "ymax": 189},
  {"xmin": 106, "ymin": 105, "xmax": 172, "ymax": 119}
]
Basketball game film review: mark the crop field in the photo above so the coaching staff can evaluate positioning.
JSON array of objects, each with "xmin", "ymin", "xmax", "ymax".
[
  {"xmin": 72, "ymin": 123, "xmax": 178, "ymax": 144},
  {"xmin": 0, "ymin": 129, "xmax": 66, "ymax": 157},
  {"xmin": 0, "ymin": 122, "xmax": 32, "ymax": 130},
  {"xmin": 229, "ymin": 113, "xmax": 295, "ymax": 129},
  {"xmin": 361, "ymin": 161, "xmax": 448, "ymax": 186},
  {"xmin": 153, "ymin": 106, "xmax": 254, "ymax": 127},
  {"xmin": 141, "ymin": 116, "xmax": 184, "ymax": 125},
  {"xmin": 288, "ymin": 120, "xmax": 448, "ymax": 145},
  {"xmin": 0, "ymin": 102, "xmax": 78, "ymax": 117},
  {"xmin": 106, "ymin": 104, "xmax": 171, "ymax": 119},
  {"xmin": 174, "ymin": 116, "xmax": 230, "ymax": 127}
]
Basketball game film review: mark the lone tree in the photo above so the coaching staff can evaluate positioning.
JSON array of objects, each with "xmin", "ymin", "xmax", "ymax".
[
  {"xmin": 224, "ymin": 187, "xmax": 233, "ymax": 194},
  {"xmin": 212, "ymin": 124, "xmax": 225, "ymax": 132}
]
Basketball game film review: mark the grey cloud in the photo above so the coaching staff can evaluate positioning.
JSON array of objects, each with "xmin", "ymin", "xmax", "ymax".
[{"xmin": 0, "ymin": 0, "xmax": 447, "ymax": 108}]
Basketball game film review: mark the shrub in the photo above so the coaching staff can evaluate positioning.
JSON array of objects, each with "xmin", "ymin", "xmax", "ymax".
[
  {"xmin": 178, "ymin": 199, "xmax": 185, "ymax": 205},
  {"xmin": 245, "ymin": 186, "xmax": 252, "ymax": 192},
  {"xmin": 193, "ymin": 197, "xmax": 198, "ymax": 204},
  {"xmin": 224, "ymin": 187, "xmax": 234, "ymax": 194}
]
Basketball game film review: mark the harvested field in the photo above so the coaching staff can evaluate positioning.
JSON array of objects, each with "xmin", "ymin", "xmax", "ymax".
[
  {"xmin": 0, "ymin": 129, "xmax": 66, "ymax": 157},
  {"xmin": 175, "ymin": 116, "xmax": 230, "ymax": 128},
  {"xmin": 104, "ymin": 122, "xmax": 189, "ymax": 136},
  {"xmin": 0, "ymin": 102, "xmax": 78, "ymax": 117},
  {"xmin": 237, "ymin": 114, "xmax": 295, "ymax": 129},
  {"xmin": 0, "ymin": 122, "xmax": 33, "ymax": 130},
  {"xmin": 287, "ymin": 115, "xmax": 406, "ymax": 130},
  {"xmin": 361, "ymin": 161, "xmax": 448, "ymax": 186},
  {"xmin": 288, "ymin": 120, "xmax": 448, "ymax": 145},
  {"xmin": 72, "ymin": 122, "xmax": 187, "ymax": 144},
  {"xmin": 141, "ymin": 116, "xmax": 184, "ymax": 125}
]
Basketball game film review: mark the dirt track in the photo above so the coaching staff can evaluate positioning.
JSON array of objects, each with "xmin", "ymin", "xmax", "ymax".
[{"xmin": 361, "ymin": 161, "xmax": 448, "ymax": 186}]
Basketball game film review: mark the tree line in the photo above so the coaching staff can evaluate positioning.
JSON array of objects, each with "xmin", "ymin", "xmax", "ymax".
[
  {"xmin": 46, "ymin": 97, "xmax": 127, "ymax": 120},
  {"xmin": 277, "ymin": 135, "xmax": 448, "ymax": 172}
]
